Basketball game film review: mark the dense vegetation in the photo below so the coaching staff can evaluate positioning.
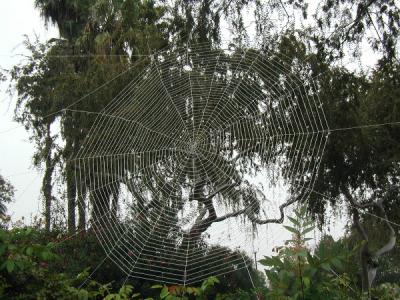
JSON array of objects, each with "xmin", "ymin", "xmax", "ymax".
[{"xmin": 1, "ymin": 0, "xmax": 400, "ymax": 299}]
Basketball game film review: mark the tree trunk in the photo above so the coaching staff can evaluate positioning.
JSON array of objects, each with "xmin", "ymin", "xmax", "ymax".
[
  {"xmin": 65, "ymin": 134, "xmax": 82, "ymax": 234},
  {"xmin": 42, "ymin": 122, "xmax": 54, "ymax": 232},
  {"xmin": 91, "ymin": 185, "xmax": 113, "ymax": 230},
  {"xmin": 351, "ymin": 207, "xmax": 372, "ymax": 292},
  {"xmin": 66, "ymin": 159, "xmax": 76, "ymax": 234},
  {"xmin": 343, "ymin": 185, "xmax": 396, "ymax": 294},
  {"xmin": 111, "ymin": 187, "xmax": 120, "ymax": 221},
  {"xmin": 78, "ymin": 182, "xmax": 86, "ymax": 231}
]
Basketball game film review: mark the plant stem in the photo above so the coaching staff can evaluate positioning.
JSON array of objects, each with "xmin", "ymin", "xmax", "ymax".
[{"xmin": 298, "ymin": 257, "xmax": 305, "ymax": 300}]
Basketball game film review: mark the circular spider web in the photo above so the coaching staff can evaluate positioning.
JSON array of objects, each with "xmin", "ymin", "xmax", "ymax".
[{"xmin": 73, "ymin": 43, "xmax": 329, "ymax": 285}]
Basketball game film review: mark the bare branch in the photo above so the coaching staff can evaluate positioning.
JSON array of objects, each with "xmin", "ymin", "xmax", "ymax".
[
  {"xmin": 214, "ymin": 207, "xmax": 248, "ymax": 222},
  {"xmin": 250, "ymin": 196, "xmax": 299, "ymax": 224}
]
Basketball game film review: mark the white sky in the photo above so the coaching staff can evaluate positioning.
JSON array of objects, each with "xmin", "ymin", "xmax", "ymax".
[
  {"xmin": 0, "ymin": 0, "xmax": 58, "ymax": 222},
  {"xmin": 0, "ymin": 0, "xmax": 371, "ymax": 263}
]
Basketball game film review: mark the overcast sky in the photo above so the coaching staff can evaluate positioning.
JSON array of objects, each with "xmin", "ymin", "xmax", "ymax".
[{"xmin": 0, "ymin": 0, "xmax": 58, "ymax": 222}]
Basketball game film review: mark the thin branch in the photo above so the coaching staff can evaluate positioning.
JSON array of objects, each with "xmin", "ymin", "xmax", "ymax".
[
  {"xmin": 250, "ymin": 196, "xmax": 299, "ymax": 224},
  {"xmin": 214, "ymin": 207, "xmax": 248, "ymax": 222}
]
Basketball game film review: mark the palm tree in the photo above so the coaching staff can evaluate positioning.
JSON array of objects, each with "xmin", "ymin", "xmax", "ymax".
[{"xmin": 34, "ymin": 0, "xmax": 92, "ymax": 40}]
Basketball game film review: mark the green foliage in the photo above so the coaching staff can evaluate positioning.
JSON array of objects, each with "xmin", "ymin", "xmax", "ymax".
[
  {"xmin": 371, "ymin": 283, "xmax": 400, "ymax": 300},
  {"xmin": 0, "ymin": 226, "xmax": 263, "ymax": 299},
  {"xmin": 151, "ymin": 276, "xmax": 219, "ymax": 300},
  {"xmin": 259, "ymin": 205, "xmax": 361, "ymax": 299},
  {"xmin": 0, "ymin": 226, "xmax": 107, "ymax": 299},
  {"xmin": 0, "ymin": 174, "xmax": 14, "ymax": 218}
]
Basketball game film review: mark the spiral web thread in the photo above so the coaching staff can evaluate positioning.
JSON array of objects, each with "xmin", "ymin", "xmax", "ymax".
[{"xmin": 72, "ymin": 42, "xmax": 329, "ymax": 285}]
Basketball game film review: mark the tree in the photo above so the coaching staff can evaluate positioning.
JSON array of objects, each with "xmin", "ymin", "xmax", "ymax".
[
  {"xmin": 282, "ymin": 38, "xmax": 400, "ymax": 291},
  {"xmin": 0, "ymin": 174, "xmax": 14, "ymax": 218},
  {"xmin": 9, "ymin": 0, "xmax": 400, "ymax": 292},
  {"xmin": 12, "ymin": 0, "xmax": 169, "ymax": 233},
  {"xmin": 313, "ymin": 0, "xmax": 400, "ymax": 63}
]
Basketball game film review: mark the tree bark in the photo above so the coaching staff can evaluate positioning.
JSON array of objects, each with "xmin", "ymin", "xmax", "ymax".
[
  {"xmin": 66, "ymin": 159, "xmax": 76, "ymax": 234},
  {"xmin": 42, "ymin": 122, "xmax": 55, "ymax": 232},
  {"xmin": 342, "ymin": 185, "xmax": 396, "ymax": 293},
  {"xmin": 77, "ymin": 182, "xmax": 86, "ymax": 231}
]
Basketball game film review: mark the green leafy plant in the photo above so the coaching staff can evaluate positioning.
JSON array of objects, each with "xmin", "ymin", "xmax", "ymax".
[
  {"xmin": 371, "ymin": 283, "xmax": 400, "ymax": 300},
  {"xmin": 259, "ymin": 205, "xmax": 360, "ymax": 299},
  {"xmin": 0, "ymin": 226, "xmax": 112, "ymax": 299},
  {"xmin": 151, "ymin": 276, "xmax": 219, "ymax": 300}
]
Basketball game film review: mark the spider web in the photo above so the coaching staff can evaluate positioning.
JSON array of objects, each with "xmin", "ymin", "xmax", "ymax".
[{"xmin": 72, "ymin": 42, "xmax": 329, "ymax": 285}]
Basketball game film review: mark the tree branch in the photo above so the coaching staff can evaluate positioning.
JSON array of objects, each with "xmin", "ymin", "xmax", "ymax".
[
  {"xmin": 205, "ymin": 182, "xmax": 238, "ymax": 201},
  {"xmin": 249, "ymin": 196, "xmax": 299, "ymax": 224},
  {"xmin": 374, "ymin": 199, "xmax": 396, "ymax": 257},
  {"xmin": 342, "ymin": 184, "xmax": 397, "ymax": 291}
]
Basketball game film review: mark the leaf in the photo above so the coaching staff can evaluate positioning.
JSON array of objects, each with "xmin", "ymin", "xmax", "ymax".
[
  {"xmin": 283, "ymin": 225, "xmax": 300, "ymax": 235},
  {"xmin": 77, "ymin": 268, "xmax": 91, "ymax": 280},
  {"xmin": 26, "ymin": 246, "xmax": 33, "ymax": 256},
  {"xmin": 259, "ymin": 256, "xmax": 280, "ymax": 267},
  {"xmin": 207, "ymin": 276, "xmax": 219, "ymax": 285},
  {"xmin": 151, "ymin": 284, "xmax": 163, "ymax": 289},
  {"xmin": 160, "ymin": 286, "xmax": 169, "ymax": 298},
  {"xmin": 299, "ymin": 205, "xmax": 307, "ymax": 216},
  {"xmin": 78, "ymin": 289, "xmax": 89, "ymax": 300},
  {"xmin": 303, "ymin": 277, "xmax": 311, "ymax": 288},
  {"xmin": 104, "ymin": 294, "xmax": 115, "ymax": 300},
  {"xmin": 287, "ymin": 216, "xmax": 300, "ymax": 226},
  {"xmin": 301, "ymin": 226, "xmax": 315, "ymax": 236},
  {"xmin": 6, "ymin": 260, "xmax": 15, "ymax": 273},
  {"xmin": 41, "ymin": 250, "xmax": 51, "ymax": 260}
]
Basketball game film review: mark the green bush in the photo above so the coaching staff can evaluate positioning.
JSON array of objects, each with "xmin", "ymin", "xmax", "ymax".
[
  {"xmin": 0, "ymin": 226, "xmax": 261, "ymax": 299},
  {"xmin": 259, "ymin": 206, "xmax": 361, "ymax": 300}
]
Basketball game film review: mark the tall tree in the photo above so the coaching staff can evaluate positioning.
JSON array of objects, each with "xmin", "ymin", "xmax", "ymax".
[
  {"xmin": 14, "ymin": 0, "xmax": 169, "ymax": 233},
  {"xmin": 287, "ymin": 42, "xmax": 400, "ymax": 291},
  {"xmin": 11, "ymin": 40, "xmax": 62, "ymax": 231}
]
